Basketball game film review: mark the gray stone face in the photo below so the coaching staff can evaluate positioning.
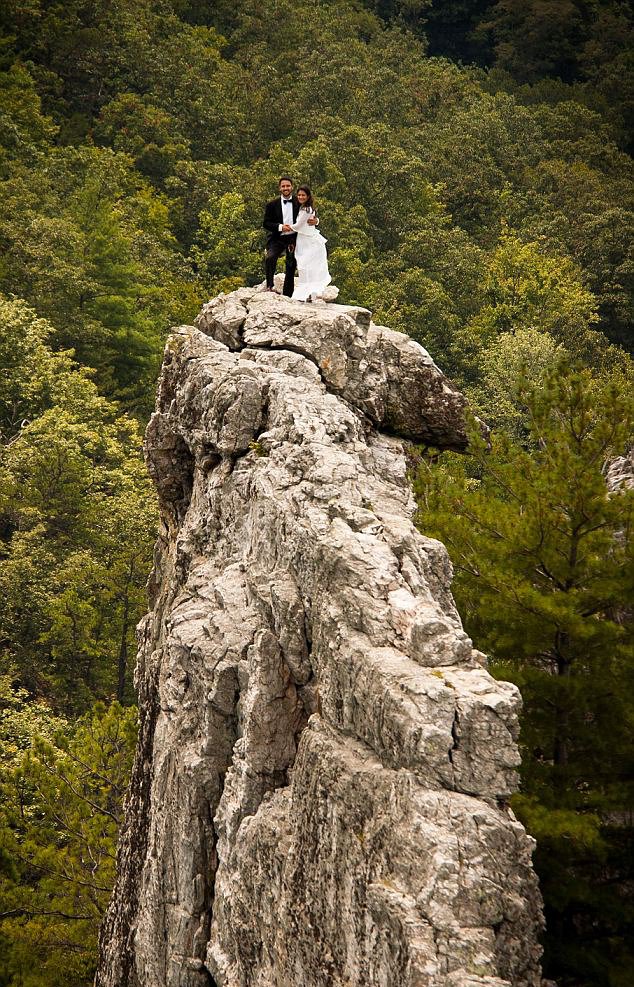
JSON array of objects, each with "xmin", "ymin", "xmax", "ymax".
[
  {"xmin": 96, "ymin": 286, "xmax": 543, "ymax": 987},
  {"xmin": 605, "ymin": 448, "xmax": 634, "ymax": 492},
  {"xmin": 195, "ymin": 286, "xmax": 478, "ymax": 450}
]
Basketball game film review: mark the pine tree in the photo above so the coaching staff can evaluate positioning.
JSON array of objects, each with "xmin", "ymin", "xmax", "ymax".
[
  {"xmin": 0, "ymin": 701, "xmax": 137, "ymax": 987},
  {"xmin": 415, "ymin": 364, "xmax": 634, "ymax": 986}
]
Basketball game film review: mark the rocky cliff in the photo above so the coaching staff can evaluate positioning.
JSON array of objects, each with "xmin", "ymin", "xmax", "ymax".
[{"xmin": 96, "ymin": 285, "xmax": 543, "ymax": 987}]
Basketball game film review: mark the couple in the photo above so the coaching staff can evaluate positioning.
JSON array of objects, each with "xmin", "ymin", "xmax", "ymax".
[{"xmin": 263, "ymin": 176, "xmax": 331, "ymax": 302}]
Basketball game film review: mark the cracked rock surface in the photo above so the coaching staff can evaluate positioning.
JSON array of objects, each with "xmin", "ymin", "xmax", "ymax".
[{"xmin": 96, "ymin": 286, "xmax": 543, "ymax": 987}]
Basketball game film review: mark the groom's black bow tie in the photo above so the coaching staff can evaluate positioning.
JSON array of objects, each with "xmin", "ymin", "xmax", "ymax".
[{"xmin": 282, "ymin": 198, "xmax": 292, "ymax": 203}]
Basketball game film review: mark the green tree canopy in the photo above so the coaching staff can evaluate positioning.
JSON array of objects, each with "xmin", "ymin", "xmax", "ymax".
[
  {"xmin": 0, "ymin": 0, "xmax": 632, "ymax": 981},
  {"xmin": 0, "ymin": 297, "xmax": 157, "ymax": 709}
]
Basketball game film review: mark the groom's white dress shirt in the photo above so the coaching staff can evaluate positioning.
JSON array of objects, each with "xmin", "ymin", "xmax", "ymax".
[{"xmin": 279, "ymin": 196, "xmax": 294, "ymax": 234}]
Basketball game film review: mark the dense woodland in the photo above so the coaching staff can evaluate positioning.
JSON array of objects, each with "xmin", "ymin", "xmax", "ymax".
[{"xmin": 0, "ymin": 2, "xmax": 632, "ymax": 984}]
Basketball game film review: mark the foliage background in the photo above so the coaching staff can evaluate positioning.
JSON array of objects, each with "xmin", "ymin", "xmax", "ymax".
[{"xmin": 0, "ymin": 2, "xmax": 632, "ymax": 984}]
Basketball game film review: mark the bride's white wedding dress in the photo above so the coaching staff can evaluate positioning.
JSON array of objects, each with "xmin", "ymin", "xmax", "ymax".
[{"xmin": 291, "ymin": 207, "xmax": 331, "ymax": 301}]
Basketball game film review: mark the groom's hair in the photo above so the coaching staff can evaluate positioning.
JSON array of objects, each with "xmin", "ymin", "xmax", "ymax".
[{"xmin": 278, "ymin": 175, "xmax": 293, "ymax": 185}]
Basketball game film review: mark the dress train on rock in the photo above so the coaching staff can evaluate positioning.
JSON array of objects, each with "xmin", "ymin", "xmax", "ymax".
[{"xmin": 291, "ymin": 207, "xmax": 331, "ymax": 301}]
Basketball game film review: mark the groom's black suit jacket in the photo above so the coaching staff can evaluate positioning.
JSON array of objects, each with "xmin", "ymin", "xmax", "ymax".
[{"xmin": 263, "ymin": 196, "xmax": 300, "ymax": 243}]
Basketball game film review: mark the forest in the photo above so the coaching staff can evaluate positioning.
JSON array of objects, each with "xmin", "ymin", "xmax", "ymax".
[{"xmin": 0, "ymin": 1, "xmax": 632, "ymax": 984}]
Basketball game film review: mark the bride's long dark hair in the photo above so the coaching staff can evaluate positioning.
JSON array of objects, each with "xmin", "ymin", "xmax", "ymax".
[{"xmin": 297, "ymin": 185, "xmax": 314, "ymax": 211}]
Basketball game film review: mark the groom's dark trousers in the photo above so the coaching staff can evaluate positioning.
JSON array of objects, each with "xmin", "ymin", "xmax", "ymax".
[{"xmin": 263, "ymin": 196, "xmax": 299, "ymax": 297}]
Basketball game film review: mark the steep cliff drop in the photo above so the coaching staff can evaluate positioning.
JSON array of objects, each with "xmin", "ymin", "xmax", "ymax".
[{"xmin": 96, "ymin": 285, "xmax": 543, "ymax": 987}]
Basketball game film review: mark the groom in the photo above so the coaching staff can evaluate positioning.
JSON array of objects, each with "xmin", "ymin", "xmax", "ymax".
[{"xmin": 262, "ymin": 176, "xmax": 317, "ymax": 296}]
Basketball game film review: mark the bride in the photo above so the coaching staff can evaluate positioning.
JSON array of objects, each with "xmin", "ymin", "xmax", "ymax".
[{"xmin": 290, "ymin": 185, "xmax": 331, "ymax": 302}]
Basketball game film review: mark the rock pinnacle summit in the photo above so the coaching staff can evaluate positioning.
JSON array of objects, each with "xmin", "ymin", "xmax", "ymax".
[{"xmin": 96, "ymin": 285, "xmax": 543, "ymax": 987}]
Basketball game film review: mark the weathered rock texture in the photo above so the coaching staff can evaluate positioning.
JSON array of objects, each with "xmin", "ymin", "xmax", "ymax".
[
  {"xmin": 606, "ymin": 448, "xmax": 634, "ymax": 492},
  {"xmin": 96, "ymin": 286, "xmax": 543, "ymax": 987}
]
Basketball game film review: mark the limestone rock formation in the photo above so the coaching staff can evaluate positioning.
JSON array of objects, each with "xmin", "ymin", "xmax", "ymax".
[{"xmin": 96, "ymin": 285, "xmax": 543, "ymax": 987}]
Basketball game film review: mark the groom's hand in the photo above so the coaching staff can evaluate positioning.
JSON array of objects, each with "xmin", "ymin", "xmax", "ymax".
[
  {"xmin": 282, "ymin": 223, "xmax": 293, "ymax": 232},
  {"xmin": 307, "ymin": 216, "xmax": 318, "ymax": 226}
]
